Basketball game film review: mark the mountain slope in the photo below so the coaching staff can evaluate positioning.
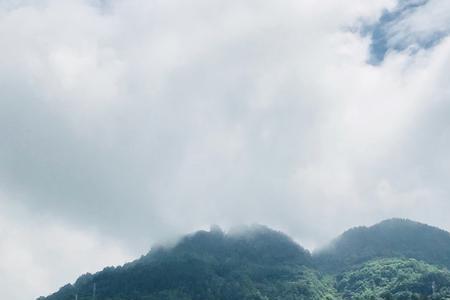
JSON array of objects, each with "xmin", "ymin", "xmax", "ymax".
[
  {"xmin": 336, "ymin": 258, "xmax": 450, "ymax": 299},
  {"xmin": 42, "ymin": 225, "xmax": 338, "ymax": 300},
  {"xmin": 39, "ymin": 220, "xmax": 450, "ymax": 300},
  {"xmin": 314, "ymin": 218, "xmax": 450, "ymax": 272}
]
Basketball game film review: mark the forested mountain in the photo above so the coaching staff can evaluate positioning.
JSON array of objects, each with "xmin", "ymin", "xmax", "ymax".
[
  {"xmin": 314, "ymin": 219, "xmax": 450, "ymax": 272},
  {"xmin": 336, "ymin": 258, "xmax": 450, "ymax": 299},
  {"xmin": 39, "ymin": 219, "xmax": 450, "ymax": 300}
]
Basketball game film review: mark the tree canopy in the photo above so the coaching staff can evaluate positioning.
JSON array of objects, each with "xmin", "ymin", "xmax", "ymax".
[{"xmin": 40, "ymin": 220, "xmax": 450, "ymax": 300}]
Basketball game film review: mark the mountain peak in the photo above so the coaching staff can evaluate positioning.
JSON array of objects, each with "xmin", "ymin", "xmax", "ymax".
[
  {"xmin": 159, "ymin": 224, "xmax": 311, "ymax": 265},
  {"xmin": 314, "ymin": 218, "xmax": 450, "ymax": 271}
]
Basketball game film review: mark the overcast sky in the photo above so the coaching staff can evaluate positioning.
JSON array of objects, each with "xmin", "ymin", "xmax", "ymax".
[{"xmin": 1, "ymin": 0, "xmax": 450, "ymax": 299}]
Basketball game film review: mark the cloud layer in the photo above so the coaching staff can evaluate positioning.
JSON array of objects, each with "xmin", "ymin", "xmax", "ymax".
[{"xmin": 1, "ymin": 0, "xmax": 450, "ymax": 299}]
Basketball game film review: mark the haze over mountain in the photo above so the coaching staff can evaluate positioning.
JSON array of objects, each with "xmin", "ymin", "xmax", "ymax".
[{"xmin": 41, "ymin": 219, "xmax": 450, "ymax": 300}]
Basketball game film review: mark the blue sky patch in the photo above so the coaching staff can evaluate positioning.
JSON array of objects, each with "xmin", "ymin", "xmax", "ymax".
[{"xmin": 362, "ymin": 0, "xmax": 449, "ymax": 65}]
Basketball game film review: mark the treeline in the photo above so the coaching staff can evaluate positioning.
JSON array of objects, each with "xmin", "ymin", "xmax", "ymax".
[{"xmin": 40, "ymin": 219, "xmax": 450, "ymax": 300}]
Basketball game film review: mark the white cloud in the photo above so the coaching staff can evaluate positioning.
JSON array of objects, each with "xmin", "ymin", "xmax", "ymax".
[
  {"xmin": 386, "ymin": 0, "xmax": 450, "ymax": 50},
  {"xmin": 0, "ymin": 0, "xmax": 450, "ymax": 298},
  {"xmin": 0, "ymin": 193, "xmax": 132, "ymax": 300}
]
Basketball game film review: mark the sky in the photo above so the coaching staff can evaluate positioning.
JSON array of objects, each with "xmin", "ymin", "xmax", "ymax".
[{"xmin": 1, "ymin": 0, "xmax": 450, "ymax": 299}]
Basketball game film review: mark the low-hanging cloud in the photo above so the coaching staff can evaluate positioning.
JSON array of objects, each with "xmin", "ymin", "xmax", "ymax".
[{"xmin": 1, "ymin": 0, "xmax": 450, "ymax": 299}]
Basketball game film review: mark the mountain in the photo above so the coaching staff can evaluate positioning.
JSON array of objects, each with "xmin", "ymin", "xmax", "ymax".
[
  {"xmin": 41, "ymin": 225, "xmax": 336, "ymax": 300},
  {"xmin": 314, "ymin": 218, "xmax": 450, "ymax": 272},
  {"xmin": 39, "ymin": 220, "xmax": 450, "ymax": 300}
]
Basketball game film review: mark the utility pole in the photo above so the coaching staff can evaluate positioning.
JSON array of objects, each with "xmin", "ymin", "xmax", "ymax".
[
  {"xmin": 75, "ymin": 293, "xmax": 78, "ymax": 300},
  {"xmin": 93, "ymin": 282, "xmax": 96, "ymax": 300},
  {"xmin": 432, "ymin": 280, "xmax": 436, "ymax": 296}
]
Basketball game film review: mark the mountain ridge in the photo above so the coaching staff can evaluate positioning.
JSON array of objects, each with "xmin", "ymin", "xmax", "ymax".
[{"xmin": 40, "ymin": 218, "xmax": 450, "ymax": 300}]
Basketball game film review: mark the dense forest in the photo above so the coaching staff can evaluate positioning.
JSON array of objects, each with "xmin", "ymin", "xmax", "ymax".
[{"xmin": 39, "ymin": 219, "xmax": 450, "ymax": 300}]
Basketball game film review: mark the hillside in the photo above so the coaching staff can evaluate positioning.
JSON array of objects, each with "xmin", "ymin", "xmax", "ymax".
[
  {"xmin": 336, "ymin": 258, "xmax": 450, "ymax": 299},
  {"xmin": 39, "ymin": 220, "xmax": 450, "ymax": 300},
  {"xmin": 315, "ymin": 218, "xmax": 450, "ymax": 272}
]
